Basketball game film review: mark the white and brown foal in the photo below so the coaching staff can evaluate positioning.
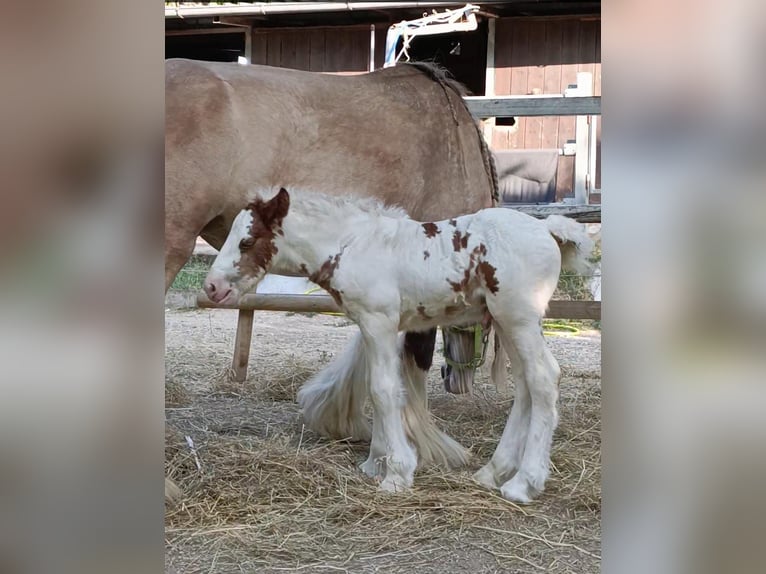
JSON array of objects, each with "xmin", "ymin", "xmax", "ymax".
[{"xmin": 204, "ymin": 187, "xmax": 592, "ymax": 502}]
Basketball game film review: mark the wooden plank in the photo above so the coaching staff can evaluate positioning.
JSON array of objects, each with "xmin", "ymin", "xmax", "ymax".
[
  {"xmin": 279, "ymin": 30, "xmax": 298, "ymax": 69},
  {"xmin": 464, "ymin": 96, "xmax": 601, "ymax": 118},
  {"xmin": 541, "ymin": 21, "xmax": 563, "ymax": 151},
  {"xmin": 503, "ymin": 203, "xmax": 601, "ymax": 223},
  {"xmin": 323, "ymin": 28, "xmax": 342, "ymax": 72},
  {"xmin": 556, "ymin": 19, "xmax": 580, "ymax": 199},
  {"xmin": 546, "ymin": 300, "xmax": 601, "ymax": 321},
  {"xmin": 266, "ymin": 32, "xmax": 281, "ymax": 67},
  {"xmin": 508, "ymin": 18, "xmax": 529, "ymax": 149},
  {"xmin": 573, "ymin": 72, "xmax": 592, "ymax": 204},
  {"xmin": 198, "ymin": 293, "xmax": 600, "ymax": 321},
  {"xmin": 251, "ymin": 32, "xmax": 269, "ymax": 65},
  {"xmin": 231, "ymin": 309, "xmax": 254, "ymax": 382},
  {"xmin": 524, "ymin": 20, "xmax": 546, "ymax": 149},
  {"xmin": 308, "ymin": 29, "xmax": 325, "ymax": 71},
  {"xmin": 198, "ymin": 293, "xmax": 342, "ymax": 313},
  {"xmin": 293, "ymin": 30, "xmax": 311, "ymax": 71}
]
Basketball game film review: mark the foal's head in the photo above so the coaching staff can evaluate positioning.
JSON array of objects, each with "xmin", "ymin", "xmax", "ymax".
[{"xmin": 204, "ymin": 188, "xmax": 290, "ymax": 304}]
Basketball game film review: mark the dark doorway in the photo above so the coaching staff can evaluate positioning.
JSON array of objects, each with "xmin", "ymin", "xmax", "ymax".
[
  {"xmin": 165, "ymin": 31, "xmax": 245, "ymax": 62},
  {"xmin": 402, "ymin": 20, "xmax": 488, "ymax": 95}
]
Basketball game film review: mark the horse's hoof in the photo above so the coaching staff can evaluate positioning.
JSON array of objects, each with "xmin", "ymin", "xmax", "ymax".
[
  {"xmin": 500, "ymin": 476, "xmax": 535, "ymax": 504},
  {"xmin": 473, "ymin": 464, "xmax": 499, "ymax": 490},
  {"xmin": 360, "ymin": 457, "xmax": 382, "ymax": 479},
  {"xmin": 379, "ymin": 475, "xmax": 410, "ymax": 493}
]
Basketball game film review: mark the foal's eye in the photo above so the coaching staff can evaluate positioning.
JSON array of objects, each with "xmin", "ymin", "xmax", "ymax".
[{"xmin": 239, "ymin": 237, "xmax": 255, "ymax": 250}]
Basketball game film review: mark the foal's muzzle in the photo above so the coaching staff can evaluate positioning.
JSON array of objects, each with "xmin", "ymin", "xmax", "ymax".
[{"xmin": 204, "ymin": 276, "xmax": 233, "ymax": 304}]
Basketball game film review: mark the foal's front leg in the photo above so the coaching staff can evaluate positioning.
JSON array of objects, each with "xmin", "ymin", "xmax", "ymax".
[{"xmin": 358, "ymin": 314, "xmax": 417, "ymax": 492}]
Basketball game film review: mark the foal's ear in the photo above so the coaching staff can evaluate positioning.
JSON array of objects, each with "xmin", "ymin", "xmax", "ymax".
[{"xmin": 261, "ymin": 188, "xmax": 291, "ymax": 226}]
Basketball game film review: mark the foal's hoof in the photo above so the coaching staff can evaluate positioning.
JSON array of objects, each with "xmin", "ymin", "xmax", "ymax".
[
  {"xmin": 360, "ymin": 457, "xmax": 383, "ymax": 480},
  {"xmin": 472, "ymin": 464, "xmax": 499, "ymax": 490},
  {"xmin": 500, "ymin": 476, "xmax": 535, "ymax": 504},
  {"xmin": 379, "ymin": 475, "xmax": 410, "ymax": 493}
]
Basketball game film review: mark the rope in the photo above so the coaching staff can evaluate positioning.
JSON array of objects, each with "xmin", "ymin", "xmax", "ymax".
[
  {"xmin": 543, "ymin": 321, "xmax": 582, "ymax": 336},
  {"xmin": 303, "ymin": 286, "xmax": 345, "ymax": 316}
]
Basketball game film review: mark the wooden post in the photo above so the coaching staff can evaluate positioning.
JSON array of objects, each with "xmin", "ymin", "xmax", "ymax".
[
  {"xmin": 231, "ymin": 309, "xmax": 254, "ymax": 382},
  {"xmin": 572, "ymin": 72, "xmax": 593, "ymax": 205}
]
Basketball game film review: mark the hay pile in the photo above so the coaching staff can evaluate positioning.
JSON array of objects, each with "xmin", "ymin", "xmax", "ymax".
[
  {"xmin": 165, "ymin": 310, "xmax": 600, "ymax": 573},
  {"xmin": 166, "ymin": 382, "xmax": 600, "ymax": 573}
]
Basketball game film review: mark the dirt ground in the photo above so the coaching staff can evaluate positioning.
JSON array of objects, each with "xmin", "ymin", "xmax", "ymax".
[{"xmin": 165, "ymin": 307, "xmax": 601, "ymax": 574}]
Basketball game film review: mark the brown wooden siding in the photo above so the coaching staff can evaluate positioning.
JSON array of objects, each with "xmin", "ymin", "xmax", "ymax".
[
  {"xmin": 492, "ymin": 17, "xmax": 601, "ymax": 198},
  {"xmin": 251, "ymin": 26, "xmax": 372, "ymax": 73}
]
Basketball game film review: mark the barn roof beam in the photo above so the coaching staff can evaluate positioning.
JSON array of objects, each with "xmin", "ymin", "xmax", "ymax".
[{"xmin": 166, "ymin": 2, "xmax": 476, "ymax": 19}]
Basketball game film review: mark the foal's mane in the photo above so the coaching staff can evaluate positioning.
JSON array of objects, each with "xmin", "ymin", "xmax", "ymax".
[{"xmin": 252, "ymin": 187, "xmax": 409, "ymax": 221}]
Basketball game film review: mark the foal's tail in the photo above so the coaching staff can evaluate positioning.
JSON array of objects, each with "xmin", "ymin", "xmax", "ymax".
[
  {"xmin": 544, "ymin": 215, "xmax": 595, "ymax": 276},
  {"xmin": 488, "ymin": 216, "xmax": 594, "ymax": 392}
]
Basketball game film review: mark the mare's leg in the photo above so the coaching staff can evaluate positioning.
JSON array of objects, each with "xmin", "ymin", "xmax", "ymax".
[
  {"xmin": 402, "ymin": 329, "xmax": 436, "ymax": 408},
  {"xmin": 165, "ymin": 228, "xmax": 197, "ymax": 293},
  {"xmin": 358, "ymin": 315, "xmax": 417, "ymax": 492},
  {"xmin": 473, "ymin": 323, "xmax": 532, "ymax": 489},
  {"xmin": 400, "ymin": 334, "xmax": 470, "ymax": 469}
]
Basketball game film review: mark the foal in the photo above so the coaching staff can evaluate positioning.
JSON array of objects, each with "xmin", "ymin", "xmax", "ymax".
[{"xmin": 204, "ymin": 187, "xmax": 592, "ymax": 502}]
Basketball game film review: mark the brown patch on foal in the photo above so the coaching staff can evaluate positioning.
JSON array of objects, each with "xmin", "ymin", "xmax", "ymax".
[
  {"xmin": 417, "ymin": 304, "xmax": 431, "ymax": 320},
  {"xmin": 237, "ymin": 188, "xmax": 291, "ymax": 277},
  {"xmin": 422, "ymin": 222, "xmax": 440, "ymax": 238},
  {"xmin": 451, "ymin": 230, "xmax": 470, "ymax": 252},
  {"xmin": 309, "ymin": 252, "xmax": 343, "ymax": 306},
  {"xmin": 446, "ymin": 244, "xmax": 488, "ymax": 293},
  {"xmin": 477, "ymin": 261, "xmax": 500, "ymax": 294}
]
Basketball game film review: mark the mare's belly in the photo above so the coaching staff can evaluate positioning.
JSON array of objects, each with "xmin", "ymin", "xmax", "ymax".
[{"xmin": 398, "ymin": 293, "xmax": 487, "ymax": 332}]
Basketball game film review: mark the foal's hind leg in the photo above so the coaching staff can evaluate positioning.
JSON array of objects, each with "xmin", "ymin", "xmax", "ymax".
[
  {"xmin": 495, "ymin": 315, "xmax": 560, "ymax": 503},
  {"xmin": 473, "ymin": 323, "xmax": 531, "ymax": 489}
]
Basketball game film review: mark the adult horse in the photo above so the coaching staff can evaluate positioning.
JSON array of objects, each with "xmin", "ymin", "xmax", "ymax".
[{"xmin": 165, "ymin": 59, "xmax": 497, "ymax": 454}]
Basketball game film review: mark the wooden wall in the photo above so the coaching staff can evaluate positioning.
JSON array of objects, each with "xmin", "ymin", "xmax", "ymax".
[
  {"xmin": 251, "ymin": 26, "xmax": 374, "ymax": 73},
  {"xmin": 249, "ymin": 18, "xmax": 601, "ymax": 198},
  {"xmin": 491, "ymin": 17, "xmax": 601, "ymax": 198}
]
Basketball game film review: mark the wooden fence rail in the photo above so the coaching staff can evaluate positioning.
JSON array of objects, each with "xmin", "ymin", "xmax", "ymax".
[
  {"xmin": 464, "ymin": 95, "xmax": 601, "ymax": 118},
  {"xmin": 196, "ymin": 293, "xmax": 601, "ymax": 381}
]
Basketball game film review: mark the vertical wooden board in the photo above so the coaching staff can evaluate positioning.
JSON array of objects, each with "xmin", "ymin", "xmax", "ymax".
[
  {"xmin": 266, "ymin": 32, "xmax": 281, "ymax": 67},
  {"xmin": 555, "ymin": 155, "xmax": 575, "ymax": 200},
  {"xmin": 491, "ymin": 126, "xmax": 509, "ymax": 150},
  {"xmin": 508, "ymin": 20, "xmax": 529, "ymax": 149},
  {"xmin": 493, "ymin": 18, "xmax": 513, "ymax": 96},
  {"xmin": 509, "ymin": 20, "xmax": 529, "ymax": 94},
  {"xmin": 293, "ymin": 29, "xmax": 311, "ymax": 71},
  {"xmin": 323, "ymin": 29, "xmax": 341, "ymax": 72},
  {"xmin": 558, "ymin": 22, "xmax": 579, "ymax": 125},
  {"xmin": 251, "ymin": 32, "xmax": 269, "ymax": 65},
  {"xmin": 509, "ymin": 117, "xmax": 528, "ymax": 150},
  {"xmin": 350, "ymin": 29, "xmax": 369, "ymax": 72},
  {"xmin": 279, "ymin": 31, "xmax": 298, "ymax": 69},
  {"xmin": 577, "ymin": 19, "xmax": 597, "ymax": 79},
  {"xmin": 523, "ymin": 20, "xmax": 546, "ymax": 149},
  {"xmin": 556, "ymin": 19, "xmax": 580, "ymax": 198},
  {"xmin": 309, "ymin": 29, "xmax": 326, "ymax": 72},
  {"xmin": 542, "ymin": 21, "xmax": 563, "ymax": 150}
]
